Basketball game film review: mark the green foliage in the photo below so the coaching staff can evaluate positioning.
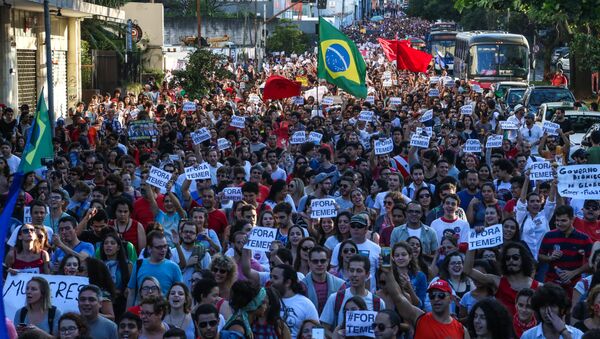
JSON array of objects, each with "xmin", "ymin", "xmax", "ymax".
[
  {"xmin": 571, "ymin": 33, "xmax": 600, "ymax": 72},
  {"xmin": 81, "ymin": 19, "xmax": 129, "ymax": 58},
  {"xmin": 170, "ymin": 48, "xmax": 233, "ymax": 99},
  {"xmin": 407, "ymin": 0, "xmax": 461, "ymax": 21},
  {"xmin": 266, "ymin": 22, "xmax": 309, "ymax": 55},
  {"xmin": 163, "ymin": 0, "xmax": 255, "ymax": 18}
]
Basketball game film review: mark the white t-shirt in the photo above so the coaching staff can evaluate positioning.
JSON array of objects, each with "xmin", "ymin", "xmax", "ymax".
[
  {"xmin": 330, "ymin": 239, "xmax": 381, "ymax": 291},
  {"xmin": 430, "ymin": 217, "xmax": 470, "ymax": 245},
  {"xmin": 319, "ymin": 288, "xmax": 386, "ymax": 327},
  {"xmin": 280, "ymin": 294, "xmax": 319, "ymax": 338},
  {"xmin": 324, "ymin": 235, "xmax": 340, "ymax": 250},
  {"xmin": 170, "ymin": 246, "xmax": 211, "ymax": 287}
]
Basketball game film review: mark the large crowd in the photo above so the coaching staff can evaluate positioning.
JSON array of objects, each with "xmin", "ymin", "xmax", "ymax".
[{"xmin": 3, "ymin": 8, "xmax": 600, "ymax": 339}]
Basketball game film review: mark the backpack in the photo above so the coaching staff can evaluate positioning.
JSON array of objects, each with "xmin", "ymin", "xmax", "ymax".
[
  {"xmin": 332, "ymin": 289, "xmax": 381, "ymax": 326},
  {"xmin": 20, "ymin": 305, "xmax": 57, "ymax": 334}
]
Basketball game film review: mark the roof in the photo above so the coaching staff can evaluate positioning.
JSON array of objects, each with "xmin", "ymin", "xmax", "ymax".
[
  {"xmin": 456, "ymin": 31, "xmax": 529, "ymax": 45},
  {"xmin": 541, "ymin": 102, "xmax": 575, "ymax": 108},
  {"xmin": 564, "ymin": 110, "xmax": 600, "ymax": 117}
]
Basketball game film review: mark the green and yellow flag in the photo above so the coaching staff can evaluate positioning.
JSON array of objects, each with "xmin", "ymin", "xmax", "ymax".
[
  {"xmin": 317, "ymin": 17, "xmax": 367, "ymax": 98},
  {"xmin": 20, "ymin": 91, "xmax": 54, "ymax": 173}
]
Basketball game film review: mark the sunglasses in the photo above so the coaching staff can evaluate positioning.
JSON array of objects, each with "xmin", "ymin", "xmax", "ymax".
[
  {"xmin": 21, "ymin": 228, "xmax": 35, "ymax": 234},
  {"xmin": 343, "ymin": 248, "xmax": 357, "ymax": 254},
  {"xmin": 310, "ymin": 259, "xmax": 328, "ymax": 265},
  {"xmin": 428, "ymin": 292, "xmax": 448, "ymax": 300},
  {"xmin": 384, "ymin": 201, "xmax": 394, "ymax": 205},
  {"xmin": 212, "ymin": 268, "xmax": 229, "ymax": 274},
  {"xmin": 302, "ymin": 246, "xmax": 314, "ymax": 252},
  {"xmin": 585, "ymin": 205, "xmax": 599, "ymax": 211},
  {"xmin": 350, "ymin": 223, "xmax": 367, "ymax": 229},
  {"xmin": 198, "ymin": 320, "xmax": 218, "ymax": 328},
  {"xmin": 505, "ymin": 254, "xmax": 521, "ymax": 262},
  {"xmin": 371, "ymin": 323, "xmax": 391, "ymax": 331},
  {"xmin": 418, "ymin": 194, "xmax": 431, "ymax": 199}
]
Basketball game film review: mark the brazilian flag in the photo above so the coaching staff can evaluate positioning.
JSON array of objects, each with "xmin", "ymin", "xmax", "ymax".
[{"xmin": 317, "ymin": 17, "xmax": 367, "ymax": 98}]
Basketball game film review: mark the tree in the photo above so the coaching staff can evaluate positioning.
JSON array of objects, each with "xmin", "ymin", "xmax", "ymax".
[
  {"xmin": 266, "ymin": 21, "xmax": 309, "ymax": 55},
  {"xmin": 170, "ymin": 48, "xmax": 233, "ymax": 98}
]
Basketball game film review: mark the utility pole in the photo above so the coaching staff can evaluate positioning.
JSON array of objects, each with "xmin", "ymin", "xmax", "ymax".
[
  {"xmin": 197, "ymin": 0, "xmax": 202, "ymax": 47},
  {"xmin": 43, "ymin": 0, "xmax": 54, "ymax": 124}
]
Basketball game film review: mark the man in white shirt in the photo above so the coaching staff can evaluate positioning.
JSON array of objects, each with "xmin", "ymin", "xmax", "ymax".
[
  {"xmin": 330, "ymin": 213, "xmax": 381, "ymax": 291},
  {"xmin": 507, "ymin": 104, "xmax": 526, "ymax": 139},
  {"xmin": 267, "ymin": 149, "xmax": 286, "ymax": 181},
  {"xmin": 1, "ymin": 140, "xmax": 20, "ymax": 174},
  {"xmin": 206, "ymin": 149, "xmax": 223, "ymax": 186},
  {"xmin": 430, "ymin": 194, "xmax": 470, "ymax": 246},
  {"xmin": 519, "ymin": 113, "xmax": 544, "ymax": 154},
  {"xmin": 373, "ymin": 172, "xmax": 411, "ymax": 216}
]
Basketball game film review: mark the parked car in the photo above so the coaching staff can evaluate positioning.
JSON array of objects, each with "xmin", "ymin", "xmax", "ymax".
[
  {"xmin": 551, "ymin": 47, "xmax": 569, "ymax": 65},
  {"xmin": 557, "ymin": 52, "xmax": 570, "ymax": 72},
  {"xmin": 560, "ymin": 111, "xmax": 600, "ymax": 158},
  {"xmin": 581, "ymin": 123, "xmax": 600, "ymax": 148},
  {"xmin": 493, "ymin": 81, "xmax": 528, "ymax": 99},
  {"xmin": 505, "ymin": 88, "xmax": 526, "ymax": 112},
  {"xmin": 537, "ymin": 101, "xmax": 588, "ymax": 122},
  {"xmin": 521, "ymin": 86, "xmax": 576, "ymax": 115}
]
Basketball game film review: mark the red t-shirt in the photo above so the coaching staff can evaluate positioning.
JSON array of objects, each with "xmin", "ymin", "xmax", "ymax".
[
  {"xmin": 132, "ymin": 196, "xmax": 164, "ymax": 230},
  {"xmin": 504, "ymin": 198, "xmax": 517, "ymax": 214},
  {"xmin": 574, "ymin": 217, "xmax": 600, "ymax": 242},
  {"xmin": 207, "ymin": 209, "xmax": 228, "ymax": 239}
]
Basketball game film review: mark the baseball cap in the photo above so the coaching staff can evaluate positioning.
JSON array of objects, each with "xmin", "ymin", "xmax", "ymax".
[
  {"xmin": 427, "ymin": 279, "xmax": 452, "ymax": 294},
  {"xmin": 350, "ymin": 213, "xmax": 369, "ymax": 226},
  {"xmin": 572, "ymin": 148, "xmax": 589, "ymax": 159},
  {"xmin": 525, "ymin": 113, "xmax": 535, "ymax": 119}
]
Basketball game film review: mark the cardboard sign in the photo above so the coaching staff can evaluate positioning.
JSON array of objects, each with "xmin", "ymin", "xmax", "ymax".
[
  {"xmin": 420, "ymin": 110, "xmax": 433, "ymax": 122},
  {"xmin": 557, "ymin": 165, "xmax": 600, "ymax": 199},
  {"xmin": 460, "ymin": 105, "xmax": 473, "ymax": 115},
  {"xmin": 529, "ymin": 161, "xmax": 554, "ymax": 181},
  {"xmin": 410, "ymin": 134, "xmax": 430, "ymax": 148},
  {"xmin": 148, "ymin": 166, "xmax": 173, "ymax": 189},
  {"xmin": 382, "ymin": 80, "xmax": 393, "ymax": 87},
  {"xmin": 389, "ymin": 97, "xmax": 402, "ymax": 105},
  {"xmin": 295, "ymin": 76, "xmax": 308, "ymax": 87},
  {"xmin": 127, "ymin": 120, "xmax": 158, "ymax": 141},
  {"xmin": 248, "ymin": 94, "xmax": 261, "ymax": 104},
  {"xmin": 217, "ymin": 138, "xmax": 231, "ymax": 151},
  {"xmin": 374, "ymin": 138, "xmax": 393, "ymax": 155},
  {"xmin": 464, "ymin": 139, "xmax": 482, "ymax": 153},
  {"xmin": 244, "ymin": 226, "xmax": 277, "ymax": 252},
  {"xmin": 382, "ymin": 71, "xmax": 391, "ymax": 80},
  {"xmin": 500, "ymin": 121, "xmax": 518, "ymax": 130},
  {"xmin": 223, "ymin": 187, "xmax": 242, "ymax": 201},
  {"xmin": 184, "ymin": 163, "xmax": 210, "ymax": 181},
  {"xmin": 191, "ymin": 128, "xmax": 211, "ymax": 145},
  {"xmin": 230, "ymin": 116, "xmax": 246, "ymax": 129},
  {"xmin": 468, "ymin": 224, "xmax": 503, "ymax": 250},
  {"xmin": 486, "ymin": 135, "xmax": 503, "ymax": 148},
  {"xmin": 366, "ymin": 96, "xmax": 375, "ymax": 104},
  {"xmin": 292, "ymin": 96, "xmax": 304, "ymax": 105},
  {"xmin": 310, "ymin": 198, "xmax": 338, "ymax": 218},
  {"xmin": 346, "ymin": 311, "xmax": 377, "ymax": 338},
  {"xmin": 358, "ymin": 111, "xmax": 374, "ymax": 122},
  {"xmin": 182, "ymin": 102, "xmax": 197, "ymax": 112},
  {"xmin": 543, "ymin": 121, "xmax": 560, "ymax": 136},
  {"xmin": 322, "ymin": 97, "xmax": 334, "ymax": 105},
  {"xmin": 429, "ymin": 76, "xmax": 440, "ymax": 84},
  {"xmin": 290, "ymin": 131, "xmax": 307, "ymax": 144},
  {"xmin": 428, "ymin": 89, "xmax": 440, "ymax": 97},
  {"xmin": 3, "ymin": 273, "xmax": 89, "ymax": 322},
  {"xmin": 308, "ymin": 132, "xmax": 323, "ymax": 145}
]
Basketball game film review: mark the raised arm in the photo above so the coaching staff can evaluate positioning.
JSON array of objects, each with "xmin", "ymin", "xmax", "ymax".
[
  {"xmin": 240, "ymin": 248, "xmax": 261, "ymax": 285},
  {"xmin": 464, "ymin": 246, "xmax": 500, "ymax": 288},
  {"xmin": 381, "ymin": 262, "xmax": 423, "ymax": 325}
]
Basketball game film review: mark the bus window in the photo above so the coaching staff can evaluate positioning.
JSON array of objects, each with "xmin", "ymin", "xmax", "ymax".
[{"xmin": 469, "ymin": 44, "xmax": 529, "ymax": 78}]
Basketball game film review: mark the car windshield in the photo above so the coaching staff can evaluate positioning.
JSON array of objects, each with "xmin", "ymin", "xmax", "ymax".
[
  {"xmin": 529, "ymin": 89, "xmax": 575, "ymax": 106},
  {"xmin": 566, "ymin": 115, "xmax": 600, "ymax": 133},
  {"xmin": 507, "ymin": 90, "xmax": 525, "ymax": 105}
]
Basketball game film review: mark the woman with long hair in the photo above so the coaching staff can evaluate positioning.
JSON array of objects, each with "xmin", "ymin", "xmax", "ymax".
[
  {"xmin": 415, "ymin": 187, "xmax": 434, "ymax": 221},
  {"xmin": 57, "ymin": 254, "xmax": 80, "ymax": 276},
  {"xmin": 374, "ymin": 192, "xmax": 404, "ymax": 236},
  {"xmin": 98, "ymin": 230, "xmax": 132, "ymax": 317},
  {"xmin": 483, "ymin": 205, "xmax": 502, "ymax": 227},
  {"xmin": 5, "ymin": 224, "xmax": 50, "ymax": 274},
  {"xmin": 502, "ymin": 217, "xmax": 521, "ymax": 244},
  {"xmin": 349, "ymin": 189, "xmax": 377, "ymax": 227},
  {"xmin": 127, "ymin": 276, "xmax": 162, "ymax": 316},
  {"xmin": 294, "ymin": 237, "xmax": 316, "ymax": 276},
  {"xmin": 56, "ymin": 312, "xmax": 88, "ymax": 339},
  {"xmin": 366, "ymin": 179, "xmax": 388, "ymax": 209},
  {"xmin": 308, "ymin": 217, "xmax": 336, "ymax": 246},
  {"xmin": 258, "ymin": 210, "xmax": 275, "ymax": 228},
  {"xmin": 438, "ymin": 251, "xmax": 474, "ymax": 300},
  {"xmin": 478, "ymin": 164, "xmax": 493, "ymax": 184},
  {"xmin": 109, "ymin": 198, "xmax": 146, "ymax": 253},
  {"xmin": 332, "ymin": 296, "xmax": 370, "ymax": 339},
  {"xmin": 406, "ymin": 236, "xmax": 432, "ymax": 279},
  {"xmin": 22, "ymin": 172, "xmax": 37, "ymax": 195},
  {"xmin": 467, "ymin": 298, "xmax": 515, "ymax": 339},
  {"xmin": 121, "ymin": 172, "xmax": 141, "ymax": 201},
  {"xmin": 329, "ymin": 240, "xmax": 358, "ymax": 284},
  {"xmin": 458, "ymin": 259, "xmax": 498, "ymax": 323},
  {"xmin": 81, "ymin": 257, "xmax": 117, "ymax": 321},
  {"xmin": 264, "ymin": 179, "xmax": 295, "ymax": 211},
  {"xmin": 324, "ymin": 211, "xmax": 352, "ymax": 250},
  {"xmin": 222, "ymin": 280, "xmax": 270, "ymax": 339},
  {"xmin": 287, "ymin": 225, "xmax": 305, "ymax": 265},
  {"xmin": 250, "ymin": 287, "xmax": 291, "ymax": 338},
  {"xmin": 288, "ymin": 178, "xmax": 305, "ymax": 209},
  {"xmin": 209, "ymin": 254, "xmax": 237, "ymax": 301},
  {"xmin": 105, "ymin": 173, "xmax": 127, "ymax": 202},
  {"xmin": 297, "ymin": 319, "xmax": 322, "ymax": 339},
  {"xmin": 0, "ymin": 156, "xmax": 10, "ymax": 194},
  {"xmin": 391, "ymin": 242, "xmax": 427, "ymax": 307},
  {"xmin": 165, "ymin": 282, "xmax": 196, "ymax": 338},
  {"xmin": 14, "ymin": 276, "xmax": 62, "ymax": 336}
]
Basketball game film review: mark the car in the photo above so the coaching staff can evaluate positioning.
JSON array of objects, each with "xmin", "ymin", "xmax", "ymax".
[
  {"xmin": 493, "ymin": 81, "xmax": 528, "ymax": 99},
  {"xmin": 581, "ymin": 123, "xmax": 600, "ymax": 148},
  {"xmin": 561, "ymin": 111, "xmax": 600, "ymax": 155},
  {"xmin": 537, "ymin": 101, "xmax": 589, "ymax": 122},
  {"xmin": 521, "ymin": 86, "xmax": 576, "ymax": 115},
  {"xmin": 505, "ymin": 88, "xmax": 526, "ymax": 112},
  {"xmin": 551, "ymin": 47, "xmax": 569, "ymax": 65},
  {"xmin": 557, "ymin": 52, "xmax": 570, "ymax": 72}
]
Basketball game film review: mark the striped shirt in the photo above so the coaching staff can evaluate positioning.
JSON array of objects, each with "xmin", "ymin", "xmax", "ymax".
[{"xmin": 539, "ymin": 228, "xmax": 592, "ymax": 284}]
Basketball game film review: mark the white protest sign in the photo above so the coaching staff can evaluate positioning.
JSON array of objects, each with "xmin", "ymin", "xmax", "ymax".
[
  {"xmin": 358, "ymin": 111, "xmax": 374, "ymax": 122},
  {"xmin": 182, "ymin": 102, "xmax": 197, "ymax": 112},
  {"xmin": 383, "ymin": 71, "xmax": 391, "ymax": 80},
  {"xmin": 217, "ymin": 138, "xmax": 231, "ymax": 151},
  {"xmin": 557, "ymin": 165, "xmax": 600, "ymax": 199},
  {"xmin": 311, "ymin": 109, "xmax": 324, "ymax": 118},
  {"xmin": 416, "ymin": 127, "xmax": 433, "ymax": 136},
  {"xmin": 464, "ymin": 139, "xmax": 482, "ymax": 153},
  {"xmin": 223, "ymin": 187, "xmax": 242, "ymax": 201},
  {"xmin": 383, "ymin": 80, "xmax": 393, "ymax": 87},
  {"xmin": 322, "ymin": 96, "xmax": 334, "ymax": 105},
  {"xmin": 500, "ymin": 121, "xmax": 518, "ymax": 130},
  {"xmin": 468, "ymin": 224, "xmax": 503, "ymax": 250},
  {"xmin": 248, "ymin": 94, "xmax": 261, "ymax": 104},
  {"xmin": 472, "ymin": 84, "xmax": 483, "ymax": 93},
  {"xmin": 389, "ymin": 97, "xmax": 402, "ymax": 105},
  {"xmin": 230, "ymin": 116, "xmax": 246, "ymax": 129},
  {"xmin": 3, "ymin": 273, "xmax": 89, "ymax": 322},
  {"xmin": 366, "ymin": 96, "xmax": 375, "ymax": 104},
  {"xmin": 147, "ymin": 166, "xmax": 173, "ymax": 190},
  {"xmin": 410, "ymin": 134, "xmax": 430, "ymax": 148},
  {"xmin": 308, "ymin": 132, "xmax": 323, "ymax": 144},
  {"xmin": 442, "ymin": 76, "xmax": 454, "ymax": 86},
  {"xmin": 169, "ymin": 154, "xmax": 180, "ymax": 162},
  {"xmin": 460, "ymin": 105, "xmax": 473, "ymax": 115},
  {"xmin": 290, "ymin": 131, "xmax": 307, "ymax": 144},
  {"xmin": 374, "ymin": 138, "xmax": 393, "ymax": 155},
  {"xmin": 244, "ymin": 226, "xmax": 277, "ymax": 252},
  {"xmin": 543, "ymin": 121, "xmax": 560, "ymax": 136},
  {"xmin": 429, "ymin": 76, "xmax": 440, "ymax": 84},
  {"xmin": 420, "ymin": 110, "xmax": 433, "ymax": 122},
  {"xmin": 292, "ymin": 96, "xmax": 304, "ymax": 105},
  {"xmin": 428, "ymin": 89, "xmax": 440, "ymax": 97},
  {"xmin": 184, "ymin": 163, "xmax": 211, "ymax": 181},
  {"xmin": 191, "ymin": 128, "xmax": 211, "ymax": 145},
  {"xmin": 346, "ymin": 311, "xmax": 377, "ymax": 338},
  {"xmin": 486, "ymin": 135, "xmax": 503, "ymax": 148},
  {"xmin": 529, "ymin": 161, "xmax": 554, "ymax": 181},
  {"xmin": 310, "ymin": 198, "xmax": 338, "ymax": 218}
]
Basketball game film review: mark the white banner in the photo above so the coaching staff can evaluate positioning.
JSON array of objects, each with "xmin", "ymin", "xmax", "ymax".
[
  {"xmin": 485, "ymin": 135, "xmax": 503, "ymax": 148},
  {"xmin": 223, "ymin": 187, "xmax": 243, "ymax": 201},
  {"xmin": 420, "ymin": 110, "xmax": 433, "ymax": 122},
  {"xmin": 290, "ymin": 131, "xmax": 307, "ymax": 144},
  {"xmin": 468, "ymin": 224, "xmax": 503, "ymax": 250},
  {"xmin": 460, "ymin": 105, "xmax": 473, "ymax": 115},
  {"xmin": 244, "ymin": 226, "xmax": 277, "ymax": 252},
  {"xmin": 543, "ymin": 121, "xmax": 560, "ymax": 136},
  {"xmin": 463, "ymin": 139, "xmax": 482, "ymax": 153},
  {"xmin": 248, "ymin": 94, "xmax": 261, "ymax": 104},
  {"xmin": 366, "ymin": 96, "xmax": 375, "ymax": 104},
  {"xmin": 358, "ymin": 111, "xmax": 374, "ymax": 122},
  {"xmin": 322, "ymin": 96, "xmax": 334, "ymax": 105},
  {"xmin": 3, "ymin": 273, "xmax": 89, "ymax": 322},
  {"xmin": 500, "ymin": 121, "xmax": 518, "ymax": 130},
  {"xmin": 416, "ymin": 127, "xmax": 433, "ymax": 136},
  {"xmin": 557, "ymin": 165, "xmax": 600, "ymax": 199},
  {"xmin": 230, "ymin": 116, "xmax": 246, "ymax": 129},
  {"xmin": 310, "ymin": 198, "xmax": 338, "ymax": 219},
  {"xmin": 529, "ymin": 161, "xmax": 554, "ymax": 181},
  {"xmin": 191, "ymin": 128, "xmax": 211, "ymax": 145},
  {"xmin": 346, "ymin": 311, "xmax": 377, "ymax": 338},
  {"xmin": 184, "ymin": 163, "xmax": 211, "ymax": 181},
  {"xmin": 428, "ymin": 89, "xmax": 440, "ymax": 97},
  {"xmin": 217, "ymin": 138, "xmax": 231, "ymax": 151},
  {"xmin": 374, "ymin": 138, "xmax": 393, "ymax": 155},
  {"xmin": 182, "ymin": 102, "xmax": 197, "ymax": 112},
  {"xmin": 389, "ymin": 97, "xmax": 402, "ymax": 105},
  {"xmin": 292, "ymin": 96, "xmax": 305, "ymax": 105},
  {"xmin": 148, "ymin": 166, "xmax": 173, "ymax": 190},
  {"xmin": 308, "ymin": 132, "xmax": 323, "ymax": 144},
  {"xmin": 410, "ymin": 135, "xmax": 430, "ymax": 148}
]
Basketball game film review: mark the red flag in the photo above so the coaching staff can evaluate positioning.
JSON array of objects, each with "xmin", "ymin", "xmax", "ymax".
[
  {"xmin": 263, "ymin": 75, "xmax": 301, "ymax": 100},
  {"xmin": 397, "ymin": 42, "xmax": 433, "ymax": 73},
  {"xmin": 377, "ymin": 38, "xmax": 398, "ymax": 62}
]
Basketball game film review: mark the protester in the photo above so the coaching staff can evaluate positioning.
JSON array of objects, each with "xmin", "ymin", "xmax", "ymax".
[{"xmin": 14, "ymin": 276, "xmax": 62, "ymax": 336}]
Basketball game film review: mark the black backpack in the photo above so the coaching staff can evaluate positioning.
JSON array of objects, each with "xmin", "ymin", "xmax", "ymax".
[{"xmin": 19, "ymin": 305, "xmax": 57, "ymax": 333}]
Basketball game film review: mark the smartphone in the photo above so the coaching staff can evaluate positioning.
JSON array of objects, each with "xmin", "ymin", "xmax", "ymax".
[
  {"xmin": 312, "ymin": 328, "xmax": 325, "ymax": 339},
  {"xmin": 382, "ymin": 247, "xmax": 391, "ymax": 267}
]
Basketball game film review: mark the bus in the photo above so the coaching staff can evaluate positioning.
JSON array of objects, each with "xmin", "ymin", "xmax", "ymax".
[
  {"xmin": 426, "ymin": 31, "xmax": 457, "ymax": 72},
  {"xmin": 454, "ymin": 31, "xmax": 530, "ymax": 88}
]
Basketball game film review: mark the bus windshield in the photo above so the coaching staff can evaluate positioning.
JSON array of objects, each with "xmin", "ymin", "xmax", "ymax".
[
  {"xmin": 431, "ymin": 40, "xmax": 455, "ymax": 59},
  {"xmin": 468, "ymin": 44, "xmax": 529, "ymax": 78}
]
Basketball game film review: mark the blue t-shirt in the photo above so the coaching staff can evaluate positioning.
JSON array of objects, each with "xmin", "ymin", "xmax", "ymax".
[
  {"xmin": 127, "ymin": 258, "xmax": 183, "ymax": 300},
  {"xmin": 51, "ymin": 241, "xmax": 95, "ymax": 264}
]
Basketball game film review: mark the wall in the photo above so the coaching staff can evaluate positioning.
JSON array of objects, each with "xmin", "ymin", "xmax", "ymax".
[
  {"xmin": 164, "ymin": 17, "xmax": 264, "ymax": 47},
  {"xmin": 122, "ymin": 2, "xmax": 164, "ymax": 70}
]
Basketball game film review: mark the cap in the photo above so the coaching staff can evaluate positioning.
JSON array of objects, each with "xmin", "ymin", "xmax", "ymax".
[
  {"xmin": 350, "ymin": 213, "xmax": 369, "ymax": 226},
  {"xmin": 572, "ymin": 148, "xmax": 589, "ymax": 159},
  {"xmin": 314, "ymin": 172, "xmax": 333, "ymax": 184},
  {"xmin": 427, "ymin": 279, "xmax": 452, "ymax": 294},
  {"xmin": 513, "ymin": 104, "xmax": 525, "ymax": 112}
]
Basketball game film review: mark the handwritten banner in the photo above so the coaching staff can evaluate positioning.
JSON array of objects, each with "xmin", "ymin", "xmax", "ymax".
[
  {"xmin": 557, "ymin": 165, "xmax": 600, "ymax": 199},
  {"xmin": 374, "ymin": 138, "xmax": 393, "ymax": 155},
  {"xmin": 485, "ymin": 135, "xmax": 503, "ymax": 148},
  {"xmin": 184, "ymin": 163, "xmax": 211, "ymax": 181},
  {"xmin": 310, "ymin": 199, "xmax": 338, "ymax": 219},
  {"xmin": 148, "ymin": 166, "xmax": 173, "ymax": 190},
  {"xmin": 468, "ymin": 224, "xmax": 503, "ymax": 250}
]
